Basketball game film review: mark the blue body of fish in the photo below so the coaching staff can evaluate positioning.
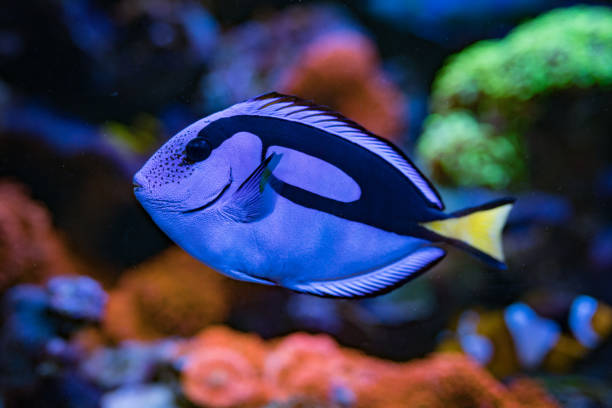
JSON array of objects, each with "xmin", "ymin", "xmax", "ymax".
[{"xmin": 133, "ymin": 93, "xmax": 513, "ymax": 298}]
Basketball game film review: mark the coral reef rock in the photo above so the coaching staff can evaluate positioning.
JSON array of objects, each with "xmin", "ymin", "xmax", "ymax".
[
  {"xmin": 177, "ymin": 327, "xmax": 559, "ymax": 408},
  {"xmin": 0, "ymin": 180, "xmax": 80, "ymax": 291},
  {"xmin": 104, "ymin": 247, "xmax": 230, "ymax": 341}
]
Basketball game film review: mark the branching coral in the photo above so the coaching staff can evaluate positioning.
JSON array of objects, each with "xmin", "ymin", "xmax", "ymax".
[
  {"xmin": 177, "ymin": 328, "xmax": 559, "ymax": 408},
  {"xmin": 0, "ymin": 180, "xmax": 79, "ymax": 291},
  {"xmin": 279, "ymin": 31, "xmax": 407, "ymax": 141},
  {"xmin": 104, "ymin": 247, "xmax": 230, "ymax": 341},
  {"xmin": 417, "ymin": 5, "xmax": 612, "ymax": 189}
]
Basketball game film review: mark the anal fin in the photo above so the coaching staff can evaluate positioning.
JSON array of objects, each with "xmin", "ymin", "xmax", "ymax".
[
  {"xmin": 291, "ymin": 246, "xmax": 446, "ymax": 298},
  {"xmin": 229, "ymin": 269, "xmax": 276, "ymax": 286}
]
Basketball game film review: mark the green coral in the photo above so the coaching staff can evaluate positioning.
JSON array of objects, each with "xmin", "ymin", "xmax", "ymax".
[
  {"xmin": 417, "ymin": 112, "xmax": 524, "ymax": 189},
  {"xmin": 418, "ymin": 5, "xmax": 612, "ymax": 189}
]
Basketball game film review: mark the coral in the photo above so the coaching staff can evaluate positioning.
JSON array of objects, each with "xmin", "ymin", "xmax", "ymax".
[
  {"xmin": 431, "ymin": 6, "xmax": 612, "ymax": 112},
  {"xmin": 201, "ymin": 6, "xmax": 407, "ymax": 142},
  {"xmin": 417, "ymin": 5, "xmax": 612, "ymax": 189},
  {"xmin": 279, "ymin": 31, "xmax": 407, "ymax": 141},
  {"xmin": 399, "ymin": 353, "xmax": 515, "ymax": 407},
  {"xmin": 47, "ymin": 276, "xmax": 107, "ymax": 321},
  {"xmin": 182, "ymin": 326, "xmax": 268, "ymax": 370},
  {"xmin": 417, "ymin": 111, "xmax": 525, "ymax": 189},
  {"xmin": 177, "ymin": 328, "xmax": 559, "ymax": 408},
  {"xmin": 179, "ymin": 326, "xmax": 270, "ymax": 408},
  {"xmin": 100, "ymin": 384, "xmax": 177, "ymax": 408},
  {"xmin": 201, "ymin": 5, "xmax": 356, "ymax": 112},
  {"xmin": 262, "ymin": 398, "xmax": 330, "ymax": 408},
  {"xmin": 0, "ymin": 180, "xmax": 79, "ymax": 291},
  {"xmin": 508, "ymin": 377, "xmax": 561, "ymax": 408},
  {"xmin": 0, "ymin": 277, "xmax": 108, "ymax": 399},
  {"xmin": 103, "ymin": 247, "xmax": 230, "ymax": 341},
  {"xmin": 264, "ymin": 333, "xmax": 343, "ymax": 402},
  {"xmin": 80, "ymin": 341, "xmax": 178, "ymax": 389},
  {"xmin": 182, "ymin": 348, "xmax": 269, "ymax": 408},
  {"xmin": 71, "ymin": 327, "xmax": 106, "ymax": 355}
]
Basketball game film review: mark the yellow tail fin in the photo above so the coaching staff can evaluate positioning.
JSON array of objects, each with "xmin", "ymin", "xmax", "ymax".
[{"xmin": 421, "ymin": 201, "xmax": 514, "ymax": 263}]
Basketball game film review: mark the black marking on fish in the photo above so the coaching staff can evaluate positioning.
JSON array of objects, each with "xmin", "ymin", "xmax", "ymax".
[
  {"xmin": 210, "ymin": 92, "xmax": 444, "ymax": 211},
  {"xmin": 201, "ymin": 114, "xmax": 446, "ymax": 236}
]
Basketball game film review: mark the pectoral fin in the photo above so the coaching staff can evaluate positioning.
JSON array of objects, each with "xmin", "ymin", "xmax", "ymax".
[
  {"xmin": 221, "ymin": 153, "xmax": 281, "ymax": 223},
  {"xmin": 291, "ymin": 246, "xmax": 446, "ymax": 298}
]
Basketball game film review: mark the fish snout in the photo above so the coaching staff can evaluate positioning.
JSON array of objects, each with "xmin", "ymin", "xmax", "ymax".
[{"xmin": 132, "ymin": 173, "xmax": 147, "ymax": 191}]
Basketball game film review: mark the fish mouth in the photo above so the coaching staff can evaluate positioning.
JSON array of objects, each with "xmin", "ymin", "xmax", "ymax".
[
  {"xmin": 182, "ymin": 177, "xmax": 233, "ymax": 214},
  {"xmin": 132, "ymin": 175, "xmax": 145, "ymax": 191}
]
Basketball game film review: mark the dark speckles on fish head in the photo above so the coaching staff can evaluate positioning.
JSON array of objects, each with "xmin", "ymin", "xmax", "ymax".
[
  {"xmin": 133, "ymin": 120, "xmax": 234, "ymax": 212},
  {"xmin": 138, "ymin": 127, "xmax": 198, "ymax": 189}
]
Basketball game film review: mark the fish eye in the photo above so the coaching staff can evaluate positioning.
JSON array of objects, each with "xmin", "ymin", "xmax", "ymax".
[{"xmin": 185, "ymin": 137, "xmax": 212, "ymax": 162}]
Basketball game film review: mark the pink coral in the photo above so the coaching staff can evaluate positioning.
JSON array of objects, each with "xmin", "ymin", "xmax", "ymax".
[
  {"xmin": 264, "ymin": 333, "xmax": 342, "ymax": 401},
  {"xmin": 279, "ymin": 31, "xmax": 407, "ymax": 142},
  {"xmin": 0, "ymin": 180, "xmax": 79, "ymax": 291},
  {"xmin": 179, "ymin": 327, "xmax": 271, "ymax": 407},
  {"xmin": 177, "ymin": 328, "xmax": 559, "ymax": 408},
  {"xmin": 182, "ymin": 326, "xmax": 268, "ymax": 371},
  {"xmin": 182, "ymin": 348, "xmax": 268, "ymax": 408}
]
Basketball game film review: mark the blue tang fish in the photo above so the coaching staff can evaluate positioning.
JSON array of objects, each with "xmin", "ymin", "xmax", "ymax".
[{"xmin": 133, "ymin": 93, "xmax": 514, "ymax": 298}]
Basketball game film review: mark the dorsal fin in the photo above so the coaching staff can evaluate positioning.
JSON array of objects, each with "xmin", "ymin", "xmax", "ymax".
[{"xmin": 219, "ymin": 92, "xmax": 443, "ymax": 210}]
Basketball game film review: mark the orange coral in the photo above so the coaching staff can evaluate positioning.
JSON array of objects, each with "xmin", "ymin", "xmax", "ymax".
[
  {"xmin": 71, "ymin": 327, "xmax": 106, "ymax": 355},
  {"xmin": 0, "ymin": 180, "xmax": 79, "ymax": 291},
  {"xmin": 104, "ymin": 247, "xmax": 230, "ymax": 341},
  {"xmin": 178, "ymin": 328, "xmax": 559, "ymax": 408},
  {"xmin": 279, "ymin": 31, "xmax": 407, "ymax": 142}
]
